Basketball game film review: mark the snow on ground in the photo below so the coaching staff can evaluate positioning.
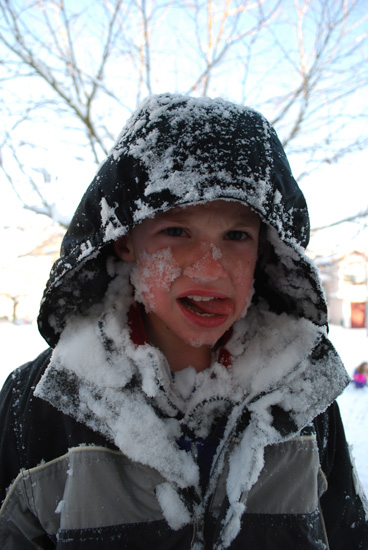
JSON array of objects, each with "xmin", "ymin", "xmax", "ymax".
[
  {"xmin": 328, "ymin": 325, "xmax": 368, "ymax": 497},
  {"xmin": 0, "ymin": 320, "xmax": 367, "ymax": 494}
]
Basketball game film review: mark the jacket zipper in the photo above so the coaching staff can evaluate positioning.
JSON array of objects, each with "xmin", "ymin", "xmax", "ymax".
[
  {"xmin": 189, "ymin": 411, "xmax": 248, "ymax": 548},
  {"xmin": 194, "ymin": 435, "xmax": 240, "ymax": 549},
  {"xmin": 191, "ymin": 514, "xmax": 204, "ymax": 549}
]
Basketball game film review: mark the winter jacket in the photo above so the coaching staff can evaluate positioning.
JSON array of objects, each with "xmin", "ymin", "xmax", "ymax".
[
  {"xmin": 0, "ymin": 346, "xmax": 367, "ymax": 550},
  {"xmin": 0, "ymin": 93, "xmax": 367, "ymax": 549}
]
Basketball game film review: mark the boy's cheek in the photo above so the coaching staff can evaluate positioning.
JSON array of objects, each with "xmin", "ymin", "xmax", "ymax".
[
  {"xmin": 130, "ymin": 248, "xmax": 181, "ymax": 311},
  {"xmin": 239, "ymin": 283, "xmax": 255, "ymax": 319},
  {"xmin": 232, "ymin": 259, "xmax": 256, "ymax": 318},
  {"xmin": 232, "ymin": 258, "xmax": 255, "ymax": 288}
]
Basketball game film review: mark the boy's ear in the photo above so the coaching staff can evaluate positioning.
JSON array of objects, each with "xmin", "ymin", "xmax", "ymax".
[{"xmin": 114, "ymin": 235, "xmax": 136, "ymax": 262}]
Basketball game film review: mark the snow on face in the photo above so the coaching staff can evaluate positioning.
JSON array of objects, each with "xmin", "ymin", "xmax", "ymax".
[
  {"xmin": 123, "ymin": 201, "xmax": 260, "ymax": 353},
  {"xmin": 183, "ymin": 243, "xmax": 223, "ymax": 282},
  {"xmin": 130, "ymin": 247, "xmax": 181, "ymax": 311}
]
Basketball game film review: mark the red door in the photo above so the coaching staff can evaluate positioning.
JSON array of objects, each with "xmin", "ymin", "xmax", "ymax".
[{"xmin": 351, "ymin": 302, "xmax": 366, "ymax": 328}]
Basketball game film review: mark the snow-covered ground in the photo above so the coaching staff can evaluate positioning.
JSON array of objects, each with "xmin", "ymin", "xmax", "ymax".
[
  {"xmin": 327, "ymin": 325, "xmax": 368, "ymax": 496},
  {"xmin": 0, "ymin": 320, "xmax": 367, "ymax": 494}
]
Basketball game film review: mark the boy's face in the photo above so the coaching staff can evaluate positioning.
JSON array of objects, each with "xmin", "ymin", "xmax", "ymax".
[{"xmin": 115, "ymin": 200, "xmax": 260, "ymax": 353}]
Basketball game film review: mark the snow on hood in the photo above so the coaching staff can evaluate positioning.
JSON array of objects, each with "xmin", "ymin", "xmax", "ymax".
[{"xmin": 38, "ymin": 92, "xmax": 325, "ymax": 347}]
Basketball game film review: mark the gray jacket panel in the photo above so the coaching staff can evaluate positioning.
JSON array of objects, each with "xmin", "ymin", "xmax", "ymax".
[{"xmin": 0, "ymin": 436, "xmax": 328, "ymax": 547}]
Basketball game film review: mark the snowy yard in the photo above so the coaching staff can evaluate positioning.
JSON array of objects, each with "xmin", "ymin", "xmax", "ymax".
[{"xmin": 1, "ymin": 320, "xmax": 367, "ymax": 494}]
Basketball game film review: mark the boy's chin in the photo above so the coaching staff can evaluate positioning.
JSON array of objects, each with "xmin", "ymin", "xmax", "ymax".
[
  {"xmin": 185, "ymin": 338, "xmax": 215, "ymax": 349},
  {"xmin": 184, "ymin": 330, "xmax": 228, "ymax": 349}
]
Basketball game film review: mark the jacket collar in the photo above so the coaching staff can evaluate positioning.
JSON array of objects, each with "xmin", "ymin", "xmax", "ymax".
[{"xmin": 35, "ymin": 283, "xmax": 349, "ymax": 472}]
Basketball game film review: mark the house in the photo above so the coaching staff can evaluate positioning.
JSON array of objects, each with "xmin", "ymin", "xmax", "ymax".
[{"xmin": 314, "ymin": 251, "xmax": 367, "ymax": 328}]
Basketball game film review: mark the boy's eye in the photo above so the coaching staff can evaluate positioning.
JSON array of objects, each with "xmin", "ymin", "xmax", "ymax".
[
  {"xmin": 226, "ymin": 230, "xmax": 248, "ymax": 241},
  {"xmin": 163, "ymin": 227, "xmax": 186, "ymax": 237}
]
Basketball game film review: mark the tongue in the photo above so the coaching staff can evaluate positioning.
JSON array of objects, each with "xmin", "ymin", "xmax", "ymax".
[{"xmin": 184, "ymin": 297, "xmax": 233, "ymax": 316}]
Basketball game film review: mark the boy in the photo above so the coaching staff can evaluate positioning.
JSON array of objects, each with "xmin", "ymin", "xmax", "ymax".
[{"xmin": 0, "ymin": 93, "xmax": 367, "ymax": 549}]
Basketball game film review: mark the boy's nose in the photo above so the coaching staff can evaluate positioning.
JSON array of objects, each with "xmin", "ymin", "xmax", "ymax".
[{"xmin": 183, "ymin": 243, "xmax": 227, "ymax": 282}]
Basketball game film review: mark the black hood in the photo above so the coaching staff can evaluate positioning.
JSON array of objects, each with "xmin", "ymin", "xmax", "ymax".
[{"xmin": 38, "ymin": 93, "xmax": 327, "ymax": 347}]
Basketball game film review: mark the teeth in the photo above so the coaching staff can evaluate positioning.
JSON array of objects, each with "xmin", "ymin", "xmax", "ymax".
[{"xmin": 187, "ymin": 295, "xmax": 214, "ymax": 302}]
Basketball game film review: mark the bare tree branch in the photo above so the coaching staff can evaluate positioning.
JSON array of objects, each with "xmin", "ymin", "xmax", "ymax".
[
  {"xmin": 311, "ymin": 209, "xmax": 368, "ymax": 233},
  {"xmin": 0, "ymin": 0, "xmax": 367, "ymax": 228}
]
